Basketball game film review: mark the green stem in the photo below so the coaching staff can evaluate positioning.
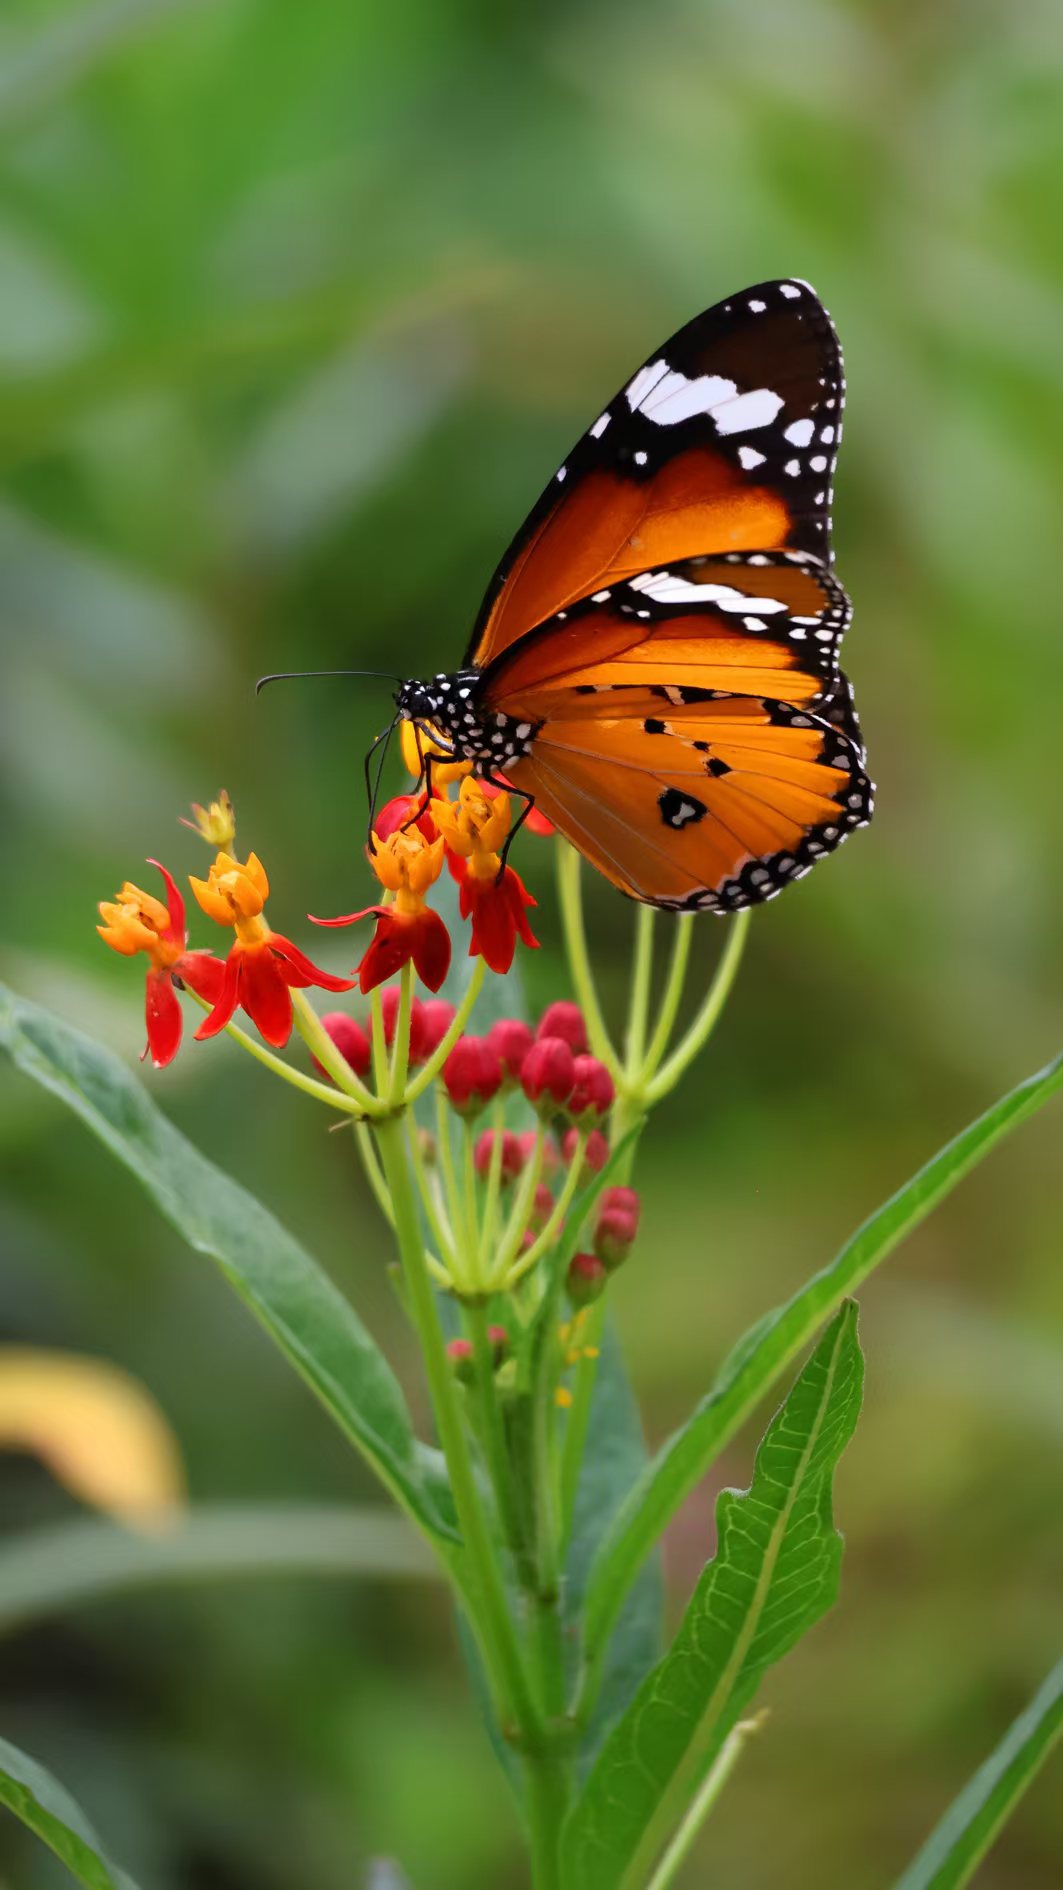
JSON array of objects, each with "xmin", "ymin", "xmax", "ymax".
[
  {"xmin": 290, "ymin": 989, "xmax": 380, "ymax": 1112},
  {"xmin": 187, "ymin": 989, "xmax": 368, "ymax": 1116},
  {"xmin": 625, "ymin": 904, "xmax": 656, "ymax": 1073},
  {"xmin": 465, "ymin": 1302, "xmax": 522, "ymax": 1556},
  {"xmin": 526, "ymin": 1758, "xmax": 569, "ymax": 1890},
  {"xmin": 404, "ymin": 959, "xmax": 485, "ymax": 1103},
  {"xmin": 370, "ymin": 986, "xmax": 388, "ymax": 1093},
  {"xmin": 462, "ymin": 1117, "xmax": 482, "ymax": 1288},
  {"xmin": 645, "ymin": 911, "xmax": 750, "ymax": 1103},
  {"xmin": 639, "ymin": 915, "xmax": 694, "ymax": 1084},
  {"xmin": 643, "ymin": 1714, "xmax": 764, "ymax": 1890},
  {"xmin": 558, "ymin": 1296, "xmax": 606, "ymax": 1555},
  {"xmin": 490, "ymin": 1126, "xmax": 545, "ymax": 1286},
  {"xmin": 500, "ymin": 1132, "xmax": 587, "ymax": 1292},
  {"xmin": 372, "ymin": 1115, "xmax": 538, "ymax": 1738},
  {"xmin": 556, "ymin": 844, "xmax": 621, "ymax": 1080},
  {"xmin": 405, "ymin": 1115, "xmax": 457, "ymax": 1274},
  {"xmin": 353, "ymin": 1121, "xmax": 395, "ymax": 1228},
  {"xmin": 435, "ymin": 1089, "xmax": 470, "ymax": 1293},
  {"xmin": 478, "ymin": 1098, "xmax": 507, "ymax": 1279},
  {"xmin": 388, "ymin": 961, "xmax": 414, "ymax": 1104}
]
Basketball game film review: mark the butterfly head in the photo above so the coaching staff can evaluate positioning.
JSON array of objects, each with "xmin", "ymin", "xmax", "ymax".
[{"xmin": 396, "ymin": 672, "xmax": 538, "ymax": 776}]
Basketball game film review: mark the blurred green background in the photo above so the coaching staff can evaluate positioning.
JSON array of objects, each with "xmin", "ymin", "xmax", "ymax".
[{"xmin": 1, "ymin": 0, "xmax": 1062, "ymax": 1884}]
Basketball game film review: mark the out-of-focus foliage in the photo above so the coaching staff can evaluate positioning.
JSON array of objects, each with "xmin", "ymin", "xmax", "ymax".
[{"xmin": 0, "ymin": 1, "xmax": 1061, "ymax": 1886}]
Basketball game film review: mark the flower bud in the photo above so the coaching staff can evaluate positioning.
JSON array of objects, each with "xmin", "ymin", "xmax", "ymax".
[
  {"xmin": 474, "ymin": 1129, "xmax": 525, "ymax": 1182},
  {"xmin": 529, "ymin": 1181, "xmax": 555, "ymax": 1230},
  {"xmin": 594, "ymin": 1187, "xmax": 640, "ymax": 1270},
  {"xmin": 567, "ymin": 1054, "xmax": 615, "ymax": 1124},
  {"xmin": 562, "ymin": 1126, "xmax": 609, "ymax": 1177},
  {"xmin": 518, "ymin": 1129, "xmax": 560, "ymax": 1176},
  {"xmin": 313, "ymin": 1011, "xmax": 371, "ymax": 1081},
  {"xmin": 567, "ymin": 1251, "xmax": 608, "ymax": 1307},
  {"xmin": 521, "ymin": 1036, "xmax": 576, "ymax": 1116},
  {"xmin": 537, "ymin": 1001, "xmax": 587, "ymax": 1054},
  {"xmin": 599, "ymin": 1185, "xmax": 641, "ymax": 1231},
  {"xmin": 594, "ymin": 1208, "xmax": 638, "ymax": 1270},
  {"xmin": 443, "ymin": 1035, "xmax": 504, "ymax": 1116},
  {"xmin": 487, "ymin": 1324, "xmax": 509, "ymax": 1366},
  {"xmin": 487, "ymin": 1017, "xmax": 534, "ymax": 1083},
  {"xmin": 379, "ymin": 985, "xmax": 429, "ymax": 1064},
  {"xmin": 446, "ymin": 1337, "xmax": 475, "ymax": 1383},
  {"xmin": 419, "ymin": 997, "xmax": 456, "ymax": 1057}
]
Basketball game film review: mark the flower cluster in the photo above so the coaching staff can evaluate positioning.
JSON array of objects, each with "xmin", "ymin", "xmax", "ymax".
[{"xmin": 97, "ymin": 744, "xmax": 547, "ymax": 1066}]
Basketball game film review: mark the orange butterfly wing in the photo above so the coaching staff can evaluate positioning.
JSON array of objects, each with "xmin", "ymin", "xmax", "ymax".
[
  {"xmin": 467, "ymin": 278, "xmax": 843, "ymax": 673},
  {"xmin": 485, "ymin": 554, "xmax": 872, "ymax": 910}
]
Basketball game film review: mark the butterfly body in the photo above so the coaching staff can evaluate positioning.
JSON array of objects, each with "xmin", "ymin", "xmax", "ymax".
[{"xmin": 396, "ymin": 278, "xmax": 874, "ymax": 913}]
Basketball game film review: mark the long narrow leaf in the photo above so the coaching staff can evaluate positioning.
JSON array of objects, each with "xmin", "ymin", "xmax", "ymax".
[
  {"xmin": 0, "ymin": 984, "xmax": 456, "ymax": 1544},
  {"xmin": 0, "ymin": 1735, "xmax": 141, "ymax": 1890},
  {"xmin": 563, "ymin": 1303, "xmax": 863, "ymax": 1890},
  {"xmin": 892, "ymin": 1656, "xmax": 1063, "ymax": 1890},
  {"xmin": 583, "ymin": 1051, "xmax": 1063, "ymax": 1668}
]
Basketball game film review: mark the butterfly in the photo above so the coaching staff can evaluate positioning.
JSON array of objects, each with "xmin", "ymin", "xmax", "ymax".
[{"xmin": 394, "ymin": 278, "xmax": 873, "ymax": 913}]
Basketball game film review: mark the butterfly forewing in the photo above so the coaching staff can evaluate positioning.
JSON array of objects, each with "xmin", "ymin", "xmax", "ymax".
[{"xmin": 467, "ymin": 278, "xmax": 844, "ymax": 672}]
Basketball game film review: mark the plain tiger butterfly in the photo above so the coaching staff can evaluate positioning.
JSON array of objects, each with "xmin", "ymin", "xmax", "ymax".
[{"xmin": 394, "ymin": 278, "xmax": 873, "ymax": 913}]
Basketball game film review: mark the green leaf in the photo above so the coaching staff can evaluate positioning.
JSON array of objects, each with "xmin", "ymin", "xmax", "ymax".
[
  {"xmin": 0, "ymin": 1503, "xmax": 440, "ymax": 1638},
  {"xmin": 0, "ymin": 983, "xmax": 456, "ymax": 1545},
  {"xmin": 565, "ymin": 1321, "xmax": 664, "ymax": 1770},
  {"xmin": 562, "ymin": 1303, "xmax": 863, "ymax": 1890},
  {"xmin": 891, "ymin": 1655, "xmax": 1063, "ymax": 1890},
  {"xmin": 582, "ymin": 1051, "xmax": 1063, "ymax": 1670},
  {"xmin": 0, "ymin": 1734, "xmax": 142, "ymax": 1890}
]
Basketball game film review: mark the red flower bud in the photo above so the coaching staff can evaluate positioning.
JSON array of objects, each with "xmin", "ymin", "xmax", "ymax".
[
  {"xmin": 594, "ymin": 1208, "xmax": 638, "ymax": 1270},
  {"xmin": 379, "ymin": 984, "xmax": 429, "ymax": 1064},
  {"xmin": 537, "ymin": 1001, "xmax": 588, "ymax": 1054},
  {"xmin": 529, "ymin": 1181, "xmax": 555, "ymax": 1229},
  {"xmin": 313, "ymin": 1011, "xmax": 371, "ymax": 1081},
  {"xmin": 487, "ymin": 1324, "xmax": 509, "ymax": 1366},
  {"xmin": 474, "ymin": 1128, "xmax": 525, "ymax": 1182},
  {"xmin": 446, "ymin": 1337, "xmax": 475, "ymax": 1383},
  {"xmin": 521, "ymin": 1036, "xmax": 576, "ymax": 1115},
  {"xmin": 567, "ymin": 1054, "xmax": 615, "ymax": 1123},
  {"xmin": 487, "ymin": 1017, "xmax": 534, "ymax": 1083},
  {"xmin": 518, "ymin": 1129, "xmax": 560, "ymax": 1176},
  {"xmin": 567, "ymin": 1251, "xmax": 608, "ymax": 1307},
  {"xmin": 599, "ymin": 1185, "xmax": 641, "ymax": 1232},
  {"xmin": 419, "ymin": 997, "xmax": 456, "ymax": 1057},
  {"xmin": 562, "ymin": 1126, "xmax": 610, "ymax": 1177},
  {"xmin": 443, "ymin": 1035, "xmax": 504, "ymax": 1116}
]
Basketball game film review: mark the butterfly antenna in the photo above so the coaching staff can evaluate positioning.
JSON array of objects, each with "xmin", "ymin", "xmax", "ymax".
[
  {"xmin": 364, "ymin": 713, "xmax": 400, "ymax": 841},
  {"xmin": 255, "ymin": 668, "xmax": 404, "ymax": 695}
]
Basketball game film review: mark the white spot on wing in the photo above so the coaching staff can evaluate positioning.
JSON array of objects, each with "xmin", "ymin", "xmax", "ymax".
[
  {"xmin": 589, "ymin": 413, "xmax": 610, "ymax": 439},
  {"xmin": 748, "ymin": 298, "xmax": 766, "ymax": 313},
  {"xmin": 639, "ymin": 368, "xmax": 739, "ymax": 426},
  {"xmin": 737, "ymin": 444, "xmax": 766, "ymax": 470},
  {"xmin": 713, "ymin": 386, "xmax": 785, "ymax": 435},
  {"xmin": 783, "ymin": 418, "xmax": 814, "ymax": 447},
  {"xmin": 780, "ymin": 283, "xmax": 801, "ymax": 299},
  {"xmin": 629, "ymin": 571, "xmax": 786, "ymax": 613},
  {"xmin": 625, "ymin": 360, "xmax": 671, "ymax": 409}
]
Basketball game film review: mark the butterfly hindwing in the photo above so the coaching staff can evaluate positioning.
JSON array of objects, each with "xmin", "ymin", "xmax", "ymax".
[{"xmin": 467, "ymin": 278, "xmax": 845, "ymax": 672}]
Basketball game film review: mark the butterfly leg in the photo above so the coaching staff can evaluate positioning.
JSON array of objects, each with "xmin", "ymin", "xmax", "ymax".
[{"xmin": 479, "ymin": 769, "xmax": 538, "ymax": 879}]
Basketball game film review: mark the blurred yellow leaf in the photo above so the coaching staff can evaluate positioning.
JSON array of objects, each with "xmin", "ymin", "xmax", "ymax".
[{"xmin": 0, "ymin": 1348, "xmax": 184, "ymax": 1530}]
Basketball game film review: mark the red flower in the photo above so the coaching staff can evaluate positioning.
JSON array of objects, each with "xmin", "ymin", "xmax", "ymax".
[
  {"xmin": 567, "ymin": 1054, "xmax": 615, "ymax": 1124},
  {"xmin": 420, "ymin": 998, "xmax": 457, "ymax": 1056},
  {"xmin": 452, "ymin": 857, "xmax": 538, "ymax": 976},
  {"xmin": 312, "ymin": 1012, "xmax": 372, "ymax": 1081},
  {"xmin": 567, "ymin": 1252, "xmax": 608, "ymax": 1307},
  {"xmin": 190, "ymin": 851, "xmax": 355, "ymax": 1048},
  {"xmin": 311, "ymin": 825, "xmax": 451, "ymax": 996},
  {"xmin": 97, "ymin": 860, "xmax": 225, "ymax": 1069},
  {"xmin": 562, "ymin": 1126, "xmax": 610, "ymax": 1177},
  {"xmin": 374, "ymin": 794, "xmax": 438, "ymax": 844},
  {"xmin": 474, "ymin": 1129, "xmax": 525, "ymax": 1181},
  {"xmin": 487, "ymin": 1017, "xmax": 534, "ymax": 1083},
  {"xmin": 537, "ymin": 1002, "xmax": 587, "ymax": 1053},
  {"xmin": 443, "ymin": 1035, "xmax": 504, "ymax": 1116},
  {"xmin": 521, "ymin": 1036, "xmax": 576, "ymax": 1115}
]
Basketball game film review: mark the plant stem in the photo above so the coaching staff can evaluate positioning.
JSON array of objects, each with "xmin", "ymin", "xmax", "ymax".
[
  {"xmin": 500, "ymin": 1133, "xmax": 586, "ymax": 1292},
  {"xmin": 643, "ymin": 1714, "xmax": 764, "ymax": 1890},
  {"xmin": 465, "ymin": 1301, "xmax": 522, "ymax": 1556},
  {"xmin": 388, "ymin": 961, "xmax": 413, "ymax": 1103},
  {"xmin": 404, "ymin": 959, "xmax": 485, "ymax": 1103},
  {"xmin": 625, "ymin": 904, "xmax": 656, "ymax": 1072},
  {"xmin": 352, "ymin": 1122, "xmax": 395, "ymax": 1228},
  {"xmin": 645, "ymin": 910, "xmax": 750, "ymax": 1103},
  {"xmin": 372, "ymin": 1114, "xmax": 538, "ymax": 1738},
  {"xmin": 639, "ymin": 914, "xmax": 694, "ymax": 1083},
  {"xmin": 556, "ymin": 844, "xmax": 620, "ymax": 1080},
  {"xmin": 290, "ymin": 989, "xmax": 380, "ymax": 1112},
  {"xmin": 186, "ymin": 990, "xmax": 368, "ymax": 1116}
]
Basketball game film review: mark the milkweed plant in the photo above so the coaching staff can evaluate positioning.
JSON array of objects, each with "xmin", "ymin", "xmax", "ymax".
[{"xmin": 1, "ymin": 732, "xmax": 1062, "ymax": 1890}]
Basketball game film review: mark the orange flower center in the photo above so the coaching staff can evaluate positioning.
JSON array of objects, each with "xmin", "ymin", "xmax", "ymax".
[{"xmin": 97, "ymin": 883, "xmax": 181, "ymax": 969}]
